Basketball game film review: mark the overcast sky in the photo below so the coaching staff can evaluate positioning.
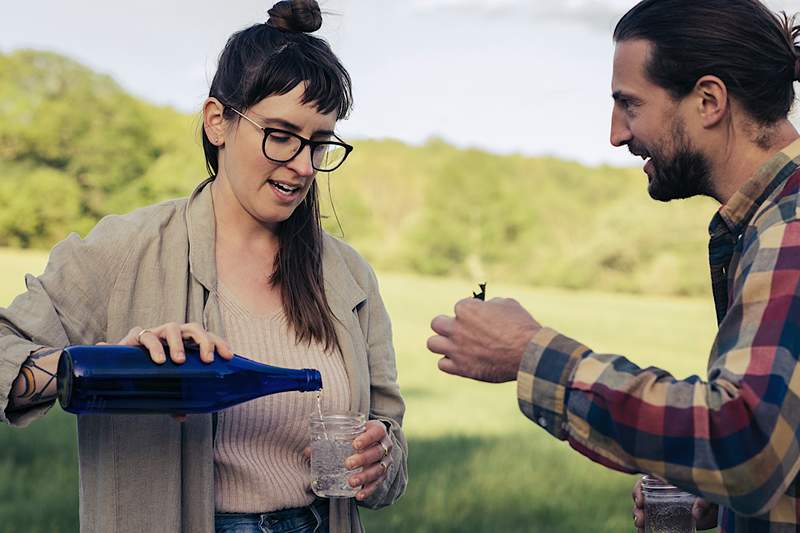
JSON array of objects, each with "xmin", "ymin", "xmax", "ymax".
[{"xmin": 1, "ymin": 0, "xmax": 798, "ymax": 166}]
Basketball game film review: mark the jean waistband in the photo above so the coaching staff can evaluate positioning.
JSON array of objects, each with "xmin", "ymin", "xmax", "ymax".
[{"xmin": 216, "ymin": 498, "xmax": 328, "ymax": 521}]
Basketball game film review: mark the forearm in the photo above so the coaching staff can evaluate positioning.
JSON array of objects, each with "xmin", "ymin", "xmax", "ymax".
[
  {"xmin": 519, "ymin": 329, "xmax": 798, "ymax": 516},
  {"xmin": 6, "ymin": 347, "xmax": 61, "ymax": 412}
]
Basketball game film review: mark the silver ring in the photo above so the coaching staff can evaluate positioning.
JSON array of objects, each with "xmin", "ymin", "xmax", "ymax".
[
  {"xmin": 136, "ymin": 328, "xmax": 152, "ymax": 344},
  {"xmin": 380, "ymin": 441, "xmax": 390, "ymax": 458}
]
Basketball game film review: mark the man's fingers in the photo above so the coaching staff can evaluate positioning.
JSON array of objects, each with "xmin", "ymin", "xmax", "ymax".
[
  {"xmin": 633, "ymin": 507, "xmax": 645, "ymax": 530},
  {"xmin": 693, "ymin": 498, "xmax": 711, "ymax": 513},
  {"xmin": 453, "ymin": 297, "xmax": 477, "ymax": 317},
  {"xmin": 430, "ymin": 315, "xmax": 455, "ymax": 337},
  {"xmin": 437, "ymin": 357, "xmax": 463, "ymax": 377},
  {"xmin": 633, "ymin": 478, "xmax": 644, "ymax": 507},
  {"xmin": 427, "ymin": 334, "xmax": 457, "ymax": 357}
]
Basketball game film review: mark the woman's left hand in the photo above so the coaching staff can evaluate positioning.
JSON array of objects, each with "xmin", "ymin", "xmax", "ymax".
[{"xmin": 345, "ymin": 420, "xmax": 393, "ymax": 501}]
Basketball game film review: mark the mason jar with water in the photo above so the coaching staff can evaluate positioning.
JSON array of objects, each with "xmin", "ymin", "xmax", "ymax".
[
  {"xmin": 309, "ymin": 411, "xmax": 366, "ymax": 498},
  {"xmin": 642, "ymin": 475, "xmax": 697, "ymax": 533}
]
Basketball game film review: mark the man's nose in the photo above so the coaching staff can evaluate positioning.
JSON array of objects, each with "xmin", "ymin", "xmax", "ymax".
[{"xmin": 610, "ymin": 108, "xmax": 632, "ymax": 148}]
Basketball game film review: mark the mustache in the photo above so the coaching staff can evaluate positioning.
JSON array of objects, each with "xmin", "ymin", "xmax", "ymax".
[{"xmin": 627, "ymin": 141, "xmax": 651, "ymax": 159}]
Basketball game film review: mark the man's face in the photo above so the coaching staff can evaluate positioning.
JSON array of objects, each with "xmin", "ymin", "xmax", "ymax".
[{"xmin": 610, "ymin": 39, "xmax": 712, "ymax": 201}]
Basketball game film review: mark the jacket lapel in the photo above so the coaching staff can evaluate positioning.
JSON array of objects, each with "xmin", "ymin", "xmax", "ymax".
[{"xmin": 321, "ymin": 236, "xmax": 368, "ymax": 413}]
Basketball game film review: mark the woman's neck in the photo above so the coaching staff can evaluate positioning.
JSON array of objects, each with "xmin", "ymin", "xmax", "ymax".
[{"xmin": 210, "ymin": 176, "xmax": 279, "ymax": 257}]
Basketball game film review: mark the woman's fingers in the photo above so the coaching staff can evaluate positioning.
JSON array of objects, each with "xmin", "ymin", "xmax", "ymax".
[
  {"xmin": 179, "ymin": 323, "xmax": 215, "ymax": 363},
  {"xmin": 353, "ymin": 420, "xmax": 387, "ymax": 451},
  {"xmin": 347, "ymin": 444, "xmax": 380, "ymax": 470},
  {"xmin": 207, "ymin": 331, "xmax": 234, "ymax": 359},
  {"xmin": 162, "ymin": 323, "xmax": 186, "ymax": 364},
  {"xmin": 130, "ymin": 327, "xmax": 167, "ymax": 364},
  {"xmin": 347, "ymin": 421, "xmax": 391, "ymax": 470},
  {"xmin": 119, "ymin": 324, "xmax": 233, "ymax": 365},
  {"xmin": 344, "ymin": 420, "xmax": 393, "ymax": 501},
  {"xmin": 352, "ymin": 461, "xmax": 389, "ymax": 501}
]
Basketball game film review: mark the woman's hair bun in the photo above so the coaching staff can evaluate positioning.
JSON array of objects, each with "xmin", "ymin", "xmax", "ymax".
[{"xmin": 267, "ymin": 0, "xmax": 323, "ymax": 33}]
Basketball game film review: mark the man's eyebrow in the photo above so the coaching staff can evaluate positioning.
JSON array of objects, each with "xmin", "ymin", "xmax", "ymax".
[{"xmin": 612, "ymin": 91, "xmax": 641, "ymax": 104}]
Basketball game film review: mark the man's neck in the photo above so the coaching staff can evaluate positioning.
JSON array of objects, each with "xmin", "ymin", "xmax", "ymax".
[{"xmin": 712, "ymin": 120, "xmax": 799, "ymax": 205}]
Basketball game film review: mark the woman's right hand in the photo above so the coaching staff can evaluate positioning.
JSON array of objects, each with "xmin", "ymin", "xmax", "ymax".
[
  {"xmin": 105, "ymin": 323, "xmax": 234, "ymax": 365},
  {"xmin": 98, "ymin": 323, "xmax": 234, "ymax": 422}
]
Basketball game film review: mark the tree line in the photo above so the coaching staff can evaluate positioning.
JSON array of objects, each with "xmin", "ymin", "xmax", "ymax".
[{"xmin": 0, "ymin": 50, "xmax": 717, "ymax": 296}]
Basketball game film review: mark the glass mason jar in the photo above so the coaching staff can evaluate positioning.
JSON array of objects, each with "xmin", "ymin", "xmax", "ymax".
[
  {"xmin": 310, "ymin": 411, "xmax": 366, "ymax": 498},
  {"xmin": 642, "ymin": 475, "xmax": 697, "ymax": 533}
]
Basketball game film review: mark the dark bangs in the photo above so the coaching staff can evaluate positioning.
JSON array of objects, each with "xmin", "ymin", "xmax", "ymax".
[
  {"xmin": 214, "ymin": 24, "xmax": 351, "ymax": 119},
  {"xmin": 244, "ymin": 32, "xmax": 353, "ymax": 120}
]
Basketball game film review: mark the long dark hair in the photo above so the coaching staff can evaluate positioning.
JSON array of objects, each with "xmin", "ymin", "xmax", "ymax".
[
  {"xmin": 614, "ymin": 0, "xmax": 800, "ymax": 125},
  {"xmin": 203, "ymin": 0, "xmax": 353, "ymax": 352}
]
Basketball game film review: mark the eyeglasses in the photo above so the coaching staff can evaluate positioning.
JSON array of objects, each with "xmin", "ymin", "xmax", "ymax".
[{"xmin": 227, "ymin": 107, "xmax": 353, "ymax": 172}]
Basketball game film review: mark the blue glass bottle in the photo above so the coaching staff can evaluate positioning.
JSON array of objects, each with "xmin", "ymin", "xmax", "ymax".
[{"xmin": 57, "ymin": 345, "xmax": 322, "ymax": 414}]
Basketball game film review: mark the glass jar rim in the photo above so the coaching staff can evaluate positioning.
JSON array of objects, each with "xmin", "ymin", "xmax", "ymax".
[
  {"xmin": 641, "ymin": 474, "xmax": 692, "ymax": 493},
  {"xmin": 310, "ymin": 410, "xmax": 365, "ymax": 422}
]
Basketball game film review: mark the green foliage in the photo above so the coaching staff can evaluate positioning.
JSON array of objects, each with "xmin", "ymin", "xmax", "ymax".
[{"xmin": 0, "ymin": 49, "xmax": 718, "ymax": 296}]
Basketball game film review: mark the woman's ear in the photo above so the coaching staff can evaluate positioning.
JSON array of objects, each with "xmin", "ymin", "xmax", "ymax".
[{"xmin": 203, "ymin": 97, "xmax": 227, "ymax": 146}]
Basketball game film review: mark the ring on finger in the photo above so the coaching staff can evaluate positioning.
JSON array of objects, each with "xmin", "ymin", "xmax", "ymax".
[
  {"xmin": 380, "ymin": 441, "xmax": 390, "ymax": 458},
  {"xmin": 379, "ymin": 460, "xmax": 389, "ymax": 473},
  {"xmin": 136, "ymin": 329, "xmax": 153, "ymax": 344}
]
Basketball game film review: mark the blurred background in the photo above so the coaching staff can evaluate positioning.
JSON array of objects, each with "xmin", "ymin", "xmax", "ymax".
[{"xmin": 0, "ymin": 1, "xmax": 798, "ymax": 531}]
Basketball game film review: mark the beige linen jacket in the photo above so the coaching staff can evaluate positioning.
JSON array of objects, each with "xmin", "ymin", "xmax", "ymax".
[{"xmin": 0, "ymin": 178, "xmax": 407, "ymax": 532}]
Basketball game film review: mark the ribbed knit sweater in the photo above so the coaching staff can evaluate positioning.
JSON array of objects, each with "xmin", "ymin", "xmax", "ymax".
[{"xmin": 213, "ymin": 283, "xmax": 351, "ymax": 513}]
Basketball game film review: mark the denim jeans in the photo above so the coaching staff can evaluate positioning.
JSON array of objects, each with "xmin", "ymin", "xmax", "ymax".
[{"xmin": 215, "ymin": 499, "xmax": 329, "ymax": 533}]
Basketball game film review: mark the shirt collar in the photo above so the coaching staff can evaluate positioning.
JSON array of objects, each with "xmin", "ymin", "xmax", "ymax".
[
  {"xmin": 710, "ymin": 138, "xmax": 800, "ymax": 237},
  {"xmin": 185, "ymin": 177, "xmax": 217, "ymax": 291}
]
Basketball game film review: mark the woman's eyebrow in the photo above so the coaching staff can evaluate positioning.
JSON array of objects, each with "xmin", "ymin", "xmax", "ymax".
[{"xmin": 254, "ymin": 115, "xmax": 335, "ymax": 136}]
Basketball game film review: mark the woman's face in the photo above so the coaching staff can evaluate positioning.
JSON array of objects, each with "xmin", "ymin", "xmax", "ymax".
[{"xmin": 216, "ymin": 84, "xmax": 338, "ymax": 229}]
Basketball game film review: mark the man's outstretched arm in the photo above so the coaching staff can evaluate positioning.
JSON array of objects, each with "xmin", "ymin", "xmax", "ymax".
[{"xmin": 431, "ymin": 219, "xmax": 800, "ymax": 517}]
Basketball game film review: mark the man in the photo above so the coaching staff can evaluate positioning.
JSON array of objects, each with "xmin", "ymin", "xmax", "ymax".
[{"xmin": 427, "ymin": 0, "xmax": 800, "ymax": 530}]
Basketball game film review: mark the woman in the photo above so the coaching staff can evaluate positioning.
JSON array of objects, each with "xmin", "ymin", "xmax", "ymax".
[{"xmin": 0, "ymin": 1, "xmax": 407, "ymax": 532}]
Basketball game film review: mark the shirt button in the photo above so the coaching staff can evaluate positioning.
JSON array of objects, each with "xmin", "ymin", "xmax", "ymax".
[{"xmin": 538, "ymin": 417, "xmax": 548, "ymax": 428}]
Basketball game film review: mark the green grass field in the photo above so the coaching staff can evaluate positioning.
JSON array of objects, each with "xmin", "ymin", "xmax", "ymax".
[{"xmin": 0, "ymin": 248, "xmax": 720, "ymax": 532}]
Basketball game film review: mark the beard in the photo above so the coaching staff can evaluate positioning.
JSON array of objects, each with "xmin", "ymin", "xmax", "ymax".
[{"xmin": 630, "ymin": 118, "xmax": 713, "ymax": 202}]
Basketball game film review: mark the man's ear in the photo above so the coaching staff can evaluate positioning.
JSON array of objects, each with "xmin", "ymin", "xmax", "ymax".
[
  {"xmin": 203, "ymin": 97, "xmax": 227, "ymax": 146},
  {"xmin": 693, "ymin": 75, "xmax": 729, "ymax": 129}
]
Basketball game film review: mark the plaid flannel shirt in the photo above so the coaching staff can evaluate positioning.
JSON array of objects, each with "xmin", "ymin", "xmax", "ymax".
[{"xmin": 518, "ymin": 138, "xmax": 800, "ymax": 532}]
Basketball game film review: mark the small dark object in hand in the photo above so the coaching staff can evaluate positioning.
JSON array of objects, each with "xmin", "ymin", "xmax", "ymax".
[{"xmin": 472, "ymin": 283, "xmax": 487, "ymax": 301}]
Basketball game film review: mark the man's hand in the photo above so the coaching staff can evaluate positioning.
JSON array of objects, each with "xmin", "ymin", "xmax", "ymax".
[
  {"xmin": 633, "ymin": 477, "xmax": 718, "ymax": 531},
  {"xmin": 427, "ymin": 297, "xmax": 541, "ymax": 382}
]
